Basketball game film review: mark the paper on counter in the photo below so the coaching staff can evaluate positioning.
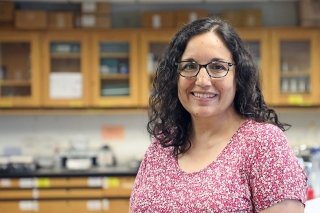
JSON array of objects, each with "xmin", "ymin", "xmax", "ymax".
[{"xmin": 50, "ymin": 72, "xmax": 82, "ymax": 99}]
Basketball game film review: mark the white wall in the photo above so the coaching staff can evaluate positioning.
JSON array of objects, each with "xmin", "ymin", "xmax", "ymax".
[
  {"xmin": 279, "ymin": 111, "xmax": 320, "ymax": 147},
  {"xmin": 0, "ymin": 110, "xmax": 319, "ymax": 163},
  {"xmin": 0, "ymin": 113, "xmax": 150, "ymax": 165}
]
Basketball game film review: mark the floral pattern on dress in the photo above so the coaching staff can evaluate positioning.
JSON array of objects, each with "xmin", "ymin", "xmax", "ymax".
[{"xmin": 130, "ymin": 120, "xmax": 307, "ymax": 213}]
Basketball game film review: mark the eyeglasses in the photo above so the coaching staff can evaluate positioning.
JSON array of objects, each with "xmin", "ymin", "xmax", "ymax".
[{"xmin": 176, "ymin": 60, "xmax": 235, "ymax": 78}]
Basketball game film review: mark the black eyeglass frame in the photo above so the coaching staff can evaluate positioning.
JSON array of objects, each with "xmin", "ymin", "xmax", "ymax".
[{"xmin": 176, "ymin": 60, "xmax": 236, "ymax": 78}]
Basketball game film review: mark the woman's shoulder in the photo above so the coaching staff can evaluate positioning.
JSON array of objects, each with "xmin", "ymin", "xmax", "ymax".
[
  {"xmin": 240, "ymin": 119, "xmax": 284, "ymax": 138},
  {"xmin": 144, "ymin": 137, "xmax": 174, "ymax": 159},
  {"xmin": 236, "ymin": 119, "xmax": 288, "ymax": 152}
]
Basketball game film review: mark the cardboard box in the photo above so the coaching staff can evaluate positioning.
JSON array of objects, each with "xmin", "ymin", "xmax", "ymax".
[
  {"xmin": 299, "ymin": 0, "xmax": 320, "ymax": 26},
  {"xmin": 220, "ymin": 10, "xmax": 242, "ymax": 27},
  {"xmin": 15, "ymin": 10, "xmax": 47, "ymax": 29},
  {"xmin": 240, "ymin": 9, "xmax": 262, "ymax": 27},
  {"xmin": 142, "ymin": 11, "xmax": 175, "ymax": 29},
  {"xmin": 176, "ymin": 9, "xmax": 209, "ymax": 27},
  {"xmin": 48, "ymin": 12, "xmax": 74, "ymax": 29},
  {"xmin": 80, "ymin": 14, "xmax": 111, "ymax": 28},
  {"xmin": 0, "ymin": 2, "xmax": 15, "ymax": 22},
  {"xmin": 112, "ymin": 11, "xmax": 140, "ymax": 28},
  {"xmin": 81, "ymin": 2, "xmax": 111, "ymax": 14},
  {"xmin": 220, "ymin": 9, "xmax": 262, "ymax": 27}
]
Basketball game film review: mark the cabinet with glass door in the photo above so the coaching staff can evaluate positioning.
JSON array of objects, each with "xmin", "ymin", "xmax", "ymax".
[
  {"xmin": 237, "ymin": 28, "xmax": 271, "ymax": 104},
  {"xmin": 139, "ymin": 30, "xmax": 175, "ymax": 107},
  {"xmin": 91, "ymin": 30, "xmax": 139, "ymax": 107},
  {"xmin": 42, "ymin": 31, "xmax": 90, "ymax": 107},
  {"xmin": 270, "ymin": 28, "xmax": 320, "ymax": 106},
  {"xmin": 0, "ymin": 31, "xmax": 41, "ymax": 108}
]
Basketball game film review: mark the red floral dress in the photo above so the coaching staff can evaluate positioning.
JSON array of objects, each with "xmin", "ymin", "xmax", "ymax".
[{"xmin": 130, "ymin": 120, "xmax": 307, "ymax": 212}]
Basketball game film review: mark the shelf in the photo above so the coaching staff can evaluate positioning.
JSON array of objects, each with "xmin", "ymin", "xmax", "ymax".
[
  {"xmin": 0, "ymin": 80, "xmax": 31, "ymax": 86},
  {"xmin": 281, "ymin": 71, "xmax": 309, "ymax": 78},
  {"xmin": 100, "ymin": 52, "xmax": 129, "ymax": 59},
  {"xmin": 100, "ymin": 73, "xmax": 129, "ymax": 80},
  {"xmin": 50, "ymin": 52, "xmax": 80, "ymax": 59}
]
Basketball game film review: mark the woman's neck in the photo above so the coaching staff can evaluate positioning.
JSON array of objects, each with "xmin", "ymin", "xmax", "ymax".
[{"xmin": 190, "ymin": 111, "xmax": 245, "ymax": 150}]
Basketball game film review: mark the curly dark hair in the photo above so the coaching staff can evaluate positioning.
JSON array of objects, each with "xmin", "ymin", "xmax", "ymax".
[{"xmin": 147, "ymin": 17, "xmax": 290, "ymax": 156}]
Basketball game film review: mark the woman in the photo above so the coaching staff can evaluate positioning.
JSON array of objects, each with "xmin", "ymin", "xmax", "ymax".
[{"xmin": 130, "ymin": 17, "xmax": 307, "ymax": 212}]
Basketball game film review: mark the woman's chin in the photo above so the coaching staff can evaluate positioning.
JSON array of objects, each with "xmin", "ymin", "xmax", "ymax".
[{"xmin": 191, "ymin": 109, "xmax": 216, "ymax": 118}]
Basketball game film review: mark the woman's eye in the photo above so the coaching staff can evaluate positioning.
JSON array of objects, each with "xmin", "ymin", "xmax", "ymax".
[
  {"xmin": 184, "ymin": 63, "xmax": 197, "ymax": 71},
  {"xmin": 210, "ymin": 63, "xmax": 227, "ymax": 71}
]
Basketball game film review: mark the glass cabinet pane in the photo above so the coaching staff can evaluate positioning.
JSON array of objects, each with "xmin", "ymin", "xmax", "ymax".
[
  {"xmin": 279, "ymin": 41, "xmax": 310, "ymax": 94},
  {"xmin": 244, "ymin": 41, "xmax": 264, "ymax": 84},
  {"xmin": 99, "ymin": 42, "xmax": 130, "ymax": 97},
  {"xmin": 49, "ymin": 41, "xmax": 82, "ymax": 99},
  {"xmin": 148, "ymin": 43, "xmax": 168, "ymax": 73},
  {"xmin": 148, "ymin": 42, "xmax": 168, "ymax": 91},
  {"xmin": 0, "ymin": 42, "xmax": 31, "ymax": 97},
  {"xmin": 244, "ymin": 41, "xmax": 261, "ymax": 67}
]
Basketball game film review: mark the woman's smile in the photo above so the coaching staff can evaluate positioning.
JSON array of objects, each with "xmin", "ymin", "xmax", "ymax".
[{"xmin": 192, "ymin": 92, "xmax": 217, "ymax": 99}]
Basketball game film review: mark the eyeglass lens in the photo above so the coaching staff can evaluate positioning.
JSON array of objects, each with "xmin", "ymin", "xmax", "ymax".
[{"xmin": 177, "ymin": 61, "xmax": 232, "ymax": 78}]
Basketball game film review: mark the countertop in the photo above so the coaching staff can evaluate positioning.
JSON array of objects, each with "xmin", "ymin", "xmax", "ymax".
[{"xmin": 0, "ymin": 166, "xmax": 138, "ymax": 178}]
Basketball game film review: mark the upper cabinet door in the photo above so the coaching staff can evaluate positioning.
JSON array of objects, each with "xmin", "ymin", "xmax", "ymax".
[
  {"xmin": 237, "ymin": 28, "xmax": 270, "ymax": 104},
  {"xmin": 91, "ymin": 30, "xmax": 139, "ymax": 107},
  {"xmin": 0, "ymin": 31, "xmax": 40, "ymax": 108},
  {"xmin": 42, "ymin": 31, "xmax": 90, "ymax": 108},
  {"xmin": 271, "ymin": 29, "xmax": 320, "ymax": 106},
  {"xmin": 139, "ymin": 30, "xmax": 175, "ymax": 107}
]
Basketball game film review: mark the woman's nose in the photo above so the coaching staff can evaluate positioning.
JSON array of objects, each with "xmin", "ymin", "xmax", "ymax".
[{"xmin": 195, "ymin": 67, "xmax": 211, "ymax": 86}]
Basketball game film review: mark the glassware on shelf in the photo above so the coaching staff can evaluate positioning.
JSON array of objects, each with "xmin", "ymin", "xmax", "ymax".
[
  {"xmin": 289, "ymin": 78, "xmax": 298, "ymax": 93},
  {"xmin": 298, "ymin": 77, "xmax": 307, "ymax": 93},
  {"xmin": 50, "ymin": 42, "xmax": 80, "ymax": 53},
  {"xmin": 281, "ymin": 77, "xmax": 289, "ymax": 93},
  {"xmin": 100, "ymin": 82, "xmax": 129, "ymax": 96}
]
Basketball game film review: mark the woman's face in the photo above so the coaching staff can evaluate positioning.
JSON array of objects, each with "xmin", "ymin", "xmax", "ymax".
[{"xmin": 177, "ymin": 31, "xmax": 236, "ymax": 119}]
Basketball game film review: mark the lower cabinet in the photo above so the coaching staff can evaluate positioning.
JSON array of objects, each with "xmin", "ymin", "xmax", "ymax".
[
  {"xmin": 0, "ymin": 199, "xmax": 130, "ymax": 213},
  {"xmin": 0, "ymin": 176, "xmax": 134, "ymax": 213}
]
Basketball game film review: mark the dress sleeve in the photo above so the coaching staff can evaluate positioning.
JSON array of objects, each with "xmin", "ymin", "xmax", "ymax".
[
  {"xmin": 130, "ymin": 138, "xmax": 158, "ymax": 208},
  {"xmin": 130, "ymin": 140, "xmax": 152, "ymax": 198},
  {"xmin": 248, "ymin": 124, "xmax": 307, "ymax": 212}
]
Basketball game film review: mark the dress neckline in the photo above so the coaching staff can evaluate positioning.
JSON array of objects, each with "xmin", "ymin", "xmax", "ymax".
[{"xmin": 173, "ymin": 119, "xmax": 252, "ymax": 175}]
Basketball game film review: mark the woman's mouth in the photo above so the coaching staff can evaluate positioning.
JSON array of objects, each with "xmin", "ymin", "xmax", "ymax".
[{"xmin": 192, "ymin": 92, "xmax": 217, "ymax": 99}]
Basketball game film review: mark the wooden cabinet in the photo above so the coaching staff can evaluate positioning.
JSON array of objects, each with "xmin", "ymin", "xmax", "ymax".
[
  {"xmin": 139, "ymin": 30, "xmax": 176, "ymax": 107},
  {"xmin": 270, "ymin": 28, "xmax": 320, "ymax": 106},
  {"xmin": 91, "ymin": 30, "xmax": 139, "ymax": 107},
  {"xmin": 0, "ymin": 30, "xmax": 140, "ymax": 109},
  {"xmin": 0, "ymin": 176, "xmax": 135, "ymax": 213},
  {"xmin": 1, "ymin": 28, "xmax": 320, "ymax": 110},
  {"xmin": 42, "ymin": 31, "xmax": 91, "ymax": 107},
  {"xmin": 0, "ymin": 31, "xmax": 41, "ymax": 107},
  {"xmin": 237, "ymin": 28, "xmax": 271, "ymax": 104}
]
